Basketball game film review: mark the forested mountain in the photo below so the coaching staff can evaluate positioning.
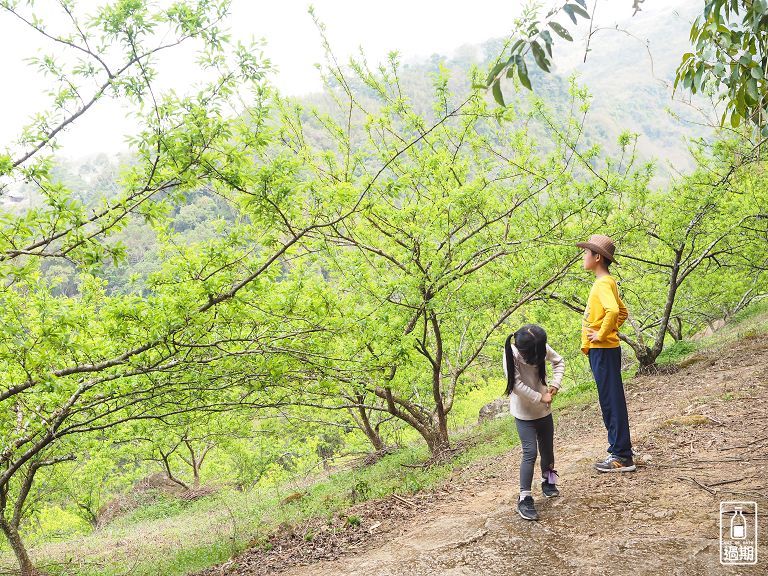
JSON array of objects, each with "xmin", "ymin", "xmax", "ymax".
[{"xmin": 3, "ymin": 0, "xmax": 709, "ymax": 299}]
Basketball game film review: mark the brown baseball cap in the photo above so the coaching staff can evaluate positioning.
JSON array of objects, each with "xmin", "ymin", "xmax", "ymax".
[{"xmin": 576, "ymin": 234, "xmax": 618, "ymax": 265}]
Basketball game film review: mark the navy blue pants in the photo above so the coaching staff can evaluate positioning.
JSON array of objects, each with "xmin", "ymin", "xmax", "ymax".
[{"xmin": 588, "ymin": 347, "xmax": 633, "ymax": 459}]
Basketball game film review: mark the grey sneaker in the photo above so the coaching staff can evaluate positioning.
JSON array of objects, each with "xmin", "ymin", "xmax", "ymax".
[
  {"xmin": 594, "ymin": 454, "xmax": 636, "ymax": 472},
  {"xmin": 541, "ymin": 480, "xmax": 560, "ymax": 497},
  {"xmin": 517, "ymin": 495, "xmax": 539, "ymax": 520}
]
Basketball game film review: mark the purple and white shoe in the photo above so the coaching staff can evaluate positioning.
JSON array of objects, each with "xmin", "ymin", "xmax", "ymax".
[{"xmin": 541, "ymin": 468, "xmax": 560, "ymax": 497}]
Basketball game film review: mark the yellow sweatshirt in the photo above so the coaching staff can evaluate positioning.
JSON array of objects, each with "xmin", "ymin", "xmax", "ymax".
[{"xmin": 581, "ymin": 274, "xmax": 628, "ymax": 355}]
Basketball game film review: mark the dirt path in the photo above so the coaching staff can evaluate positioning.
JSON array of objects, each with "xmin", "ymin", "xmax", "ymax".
[{"xmin": 210, "ymin": 334, "xmax": 768, "ymax": 576}]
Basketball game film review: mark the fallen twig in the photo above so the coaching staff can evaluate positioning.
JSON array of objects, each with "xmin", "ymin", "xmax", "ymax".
[
  {"xmin": 719, "ymin": 435, "xmax": 768, "ymax": 451},
  {"xmin": 707, "ymin": 478, "xmax": 746, "ymax": 488},
  {"xmin": 391, "ymin": 493, "xmax": 416, "ymax": 508},
  {"xmin": 677, "ymin": 475, "xmax": 716, "ymax": 495}
]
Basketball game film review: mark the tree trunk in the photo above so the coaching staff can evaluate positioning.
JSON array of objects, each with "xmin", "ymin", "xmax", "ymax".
[
  {"xmin": 353, "ymin": 404, "xmax": 385, "ymax": 452},
  {"xmin": 620, "ymin": 335, "xmax": 659, "ymax": 375},
  {"xmin": 0, "ymin": 517, "xmax": 38, "ymax": 576},
  {"xmin": 159, "ymin": 449, "xmax": 189, "ymax": 490},
  {"xmin": 667, "ymin": 317, "xmax": 683, "ymax": 341},
  {"xmin": 636, "ymin": 355, "xmax": 660, "ymax": 375},
  {"xmin": 428, "ymin": 312, "xmax": 450, "ymax": 455},
  {"xmin": 423, "ymin": 426, "xmax": 450, "ymax": 456},
  {"xmin": 183, "ymin": 437, "xmax": 201, "ymax": 488},
  {"xmin": 374, "ymin": 386, "xmax": 449, "ymax": 456}
]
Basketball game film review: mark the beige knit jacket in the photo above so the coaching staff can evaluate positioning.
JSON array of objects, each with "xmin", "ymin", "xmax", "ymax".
[{"xmin": 502, "ymin": 343, "xmax": 565, "ymax": 420}]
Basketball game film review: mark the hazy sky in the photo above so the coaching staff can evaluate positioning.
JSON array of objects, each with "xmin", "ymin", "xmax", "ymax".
[{"xmin": 0, "ymin": 0, "xmax": 694, "ymax": 158}]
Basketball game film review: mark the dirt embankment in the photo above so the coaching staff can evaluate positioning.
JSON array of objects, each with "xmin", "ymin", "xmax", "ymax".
[{"xmin": 197, "ymin": 333, "xmax": 768, "ymax": 576}]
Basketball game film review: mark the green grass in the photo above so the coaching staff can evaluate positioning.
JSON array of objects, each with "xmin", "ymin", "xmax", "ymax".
[
  {"xmin": 656, "ymin": 339, "xmax": 699, "ymax": 365},
  {"xmin": 656, "ymin": 299, "xmax": 768, "ymax": 367},
  {"xmin": 728, "ymin": 298, "xmax": 768, "ymax": 325}
]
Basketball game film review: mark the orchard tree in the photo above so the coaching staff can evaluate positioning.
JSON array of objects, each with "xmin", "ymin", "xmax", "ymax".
[
  {"xmin": 547, "ymin": 135, "xmax": 768, "ymax": 373},
  {"xmin": 0, "ymin": 1, "xmax": 305, "ymax": 572},
  {"xmin": 0, "ymin": 2, "xmax": 516, "ymax": 570},
  {"xmin": 269, "ymin": 18, "xmax": 652, "ymax": 455}
]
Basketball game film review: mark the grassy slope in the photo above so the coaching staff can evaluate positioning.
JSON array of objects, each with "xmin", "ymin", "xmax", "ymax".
[{"xmin": 6, "ymin": 301, "xmax": 767, "ymax": 576}]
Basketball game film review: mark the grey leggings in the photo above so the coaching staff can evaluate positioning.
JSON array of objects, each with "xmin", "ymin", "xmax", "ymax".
[{"xmin": 514, "ymin": 413, "xmax": 555, "ymax": 492}]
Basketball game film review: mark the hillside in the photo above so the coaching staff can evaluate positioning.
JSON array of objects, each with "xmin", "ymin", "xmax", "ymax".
[
  {"xmin": 7, "ymin": 305, "xmax": 765, "ymax": 575},
  {"xmin": 296, "ymin": 0, "xmax": 708, "ymax": 184},
  {"xmin": 1, "ymin": 1, "xmax": 707, "ymax": 216},
  {"xmin": 192, "ymin": 309, "xmax": 768, "ymax": 576}
]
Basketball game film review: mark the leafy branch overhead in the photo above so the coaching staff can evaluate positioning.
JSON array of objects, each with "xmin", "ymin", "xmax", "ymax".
[
  {"xmin": 481, "ymin": 1, "xmax": 590, "ymax": 105},
  {"xmin": 675, "ymin": 0, "xmax": 768, "ymax": 135},
  {"xmin": 484, "ymin": 0, "xmax": 768, "ymax": 135}
]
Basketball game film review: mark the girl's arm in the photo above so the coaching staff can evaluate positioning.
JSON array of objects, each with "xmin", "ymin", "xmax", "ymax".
[
  {"xmin": 503, "ymin": 350, "xmax": 543, "ymax": 403},
  {"xmin": 545, "ymin": 344, "xmax": 565, "ymax": 389}
]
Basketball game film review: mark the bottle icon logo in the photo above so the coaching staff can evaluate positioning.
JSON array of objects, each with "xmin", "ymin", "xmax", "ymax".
[
  {"xmin": 720, "ymin": 501, "xmax": 758, "ymax": 565},
  {"xmin": 731, "ymin": 506, "xmax": 747, "ymax": 540}
]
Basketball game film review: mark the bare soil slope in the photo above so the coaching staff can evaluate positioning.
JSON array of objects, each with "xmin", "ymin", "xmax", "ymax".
[{"xmin": 200, "ymin": 333, "xmax": 768, "ymax": 576}]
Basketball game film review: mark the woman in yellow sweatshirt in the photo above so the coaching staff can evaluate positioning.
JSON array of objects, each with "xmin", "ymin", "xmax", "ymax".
[{"xmin": 576, "ymin": 234, "xmax": 635, "ymax": 473}]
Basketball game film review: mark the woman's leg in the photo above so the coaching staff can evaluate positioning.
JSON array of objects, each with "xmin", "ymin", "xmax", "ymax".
[{"xmin": 514, "ymin": 417, "xmax": 538, "ymax": 497}]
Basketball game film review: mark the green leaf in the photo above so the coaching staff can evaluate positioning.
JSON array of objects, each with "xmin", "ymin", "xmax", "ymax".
[
  {"xmin": 0, "ymin": 154, "xmax": 12, "ymax": 177},
  {"xmin": 549, "ymin": 22, "xmax": 573, "ymax": 41},
  {"xmin": 567, "ymin": 3, "xmax": 590, "ymax": 19},
  {"xmin": 531, "ymin": 41, "xmax": 550, "ymax": 72},
  {"xmin": 540, "ymin": 30, "xmax": 553, "ymax": 55},
  {"xmin": 563, "ymin": 4, "xmax": 578, "ymax": 24},
  {"xmin": 683, "ymin": 69, "xmax": 693, "ymax": 90},
  {"xmin": 486, "ymin": 60, "xmax": 506, "ymax": 85},
  {"xmin": 693, "ymin": 64, "xmax": 704, "ymax": 91},
  {"xmin": 492, "ymin": 79, "xmax": 505, "ymax": 106},
  {"xmin": 517, "ymin": 57, "xmax": 532, "ymax": 90},
  {"xmin": 746, "ymin": 77, "xmax": 759, "ymax": 103},
  {"xmin": 735, "ymin": 86, "xmax": 746, "ymax": 115}
]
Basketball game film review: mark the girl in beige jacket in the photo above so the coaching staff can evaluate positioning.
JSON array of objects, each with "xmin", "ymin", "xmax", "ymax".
[{"xmin": 502, "ymin": 324, "xmax": 565, "ymax": 520}]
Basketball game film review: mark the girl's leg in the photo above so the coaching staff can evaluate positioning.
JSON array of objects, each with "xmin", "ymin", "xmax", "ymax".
[
  {"xmin": 514, "ymin": 417, "xmax": 538, "ymax": 499},
  {"xmin": 535, "ymin": 413, "xmax": 555, "ymax": 478}
]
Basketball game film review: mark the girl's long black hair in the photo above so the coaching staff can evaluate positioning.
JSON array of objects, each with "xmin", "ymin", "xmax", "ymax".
[{"xmin": 504, "ymin": 324, "xmax": 548, "ymax": 396}]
